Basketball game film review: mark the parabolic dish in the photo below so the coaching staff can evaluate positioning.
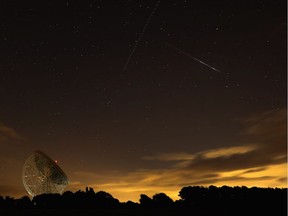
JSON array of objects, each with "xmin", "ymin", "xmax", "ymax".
[{"xmin": 22, "ymin": 151, "xmax": 68, "ymax": 196}]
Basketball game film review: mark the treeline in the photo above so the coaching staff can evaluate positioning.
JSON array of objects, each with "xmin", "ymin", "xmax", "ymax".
[{"xmin": 0, "ymin": 186, "xmax": 287, "ymax": 215}]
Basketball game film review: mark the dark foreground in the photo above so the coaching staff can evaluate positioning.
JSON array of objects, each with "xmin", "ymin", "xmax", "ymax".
[
  {"xmin": 1, "ymin": 207, "xmax": 286, "ymax": 216},
  {"xmin": 1, "ymin": 186, "xmax": 287, "ymax": 216}
]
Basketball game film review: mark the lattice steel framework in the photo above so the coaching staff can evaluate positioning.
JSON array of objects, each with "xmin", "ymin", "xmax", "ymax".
[{"xmin": 22, "ymin": 151, "xmax": 68, "ymax": 196}]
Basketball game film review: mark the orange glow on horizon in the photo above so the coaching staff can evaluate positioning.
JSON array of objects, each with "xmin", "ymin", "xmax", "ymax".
[{"xmin": 64, "ymin": 162, "xmax": 287, "ymax": 202}]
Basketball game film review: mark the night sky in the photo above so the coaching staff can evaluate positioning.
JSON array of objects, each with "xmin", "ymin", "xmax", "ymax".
[{"xmin": 0, "ymin": 0, "xmax": 286, "ymax": 202}]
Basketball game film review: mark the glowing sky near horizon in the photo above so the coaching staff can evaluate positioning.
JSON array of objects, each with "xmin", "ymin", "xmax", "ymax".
[{"xmin": 0, "ymin": 0, "xmax": 286, "ymax": 202}]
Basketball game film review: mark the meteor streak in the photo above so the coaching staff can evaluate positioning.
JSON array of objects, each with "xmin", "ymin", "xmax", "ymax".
[
  {"xmin": 123, "ymin": 1, "xmax": 161, "ymax": 71},
  {"xmin": 165, "ymin": 42, "xmax": 221, "ymax": 73}
]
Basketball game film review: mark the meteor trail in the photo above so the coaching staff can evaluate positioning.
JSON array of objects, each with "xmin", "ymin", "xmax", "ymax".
[
  {"xmin": 123, "ymin": 1, "xmax": 161, "ymax": 71},
  {"xmin": 165, "ymin": 42, "xmax": 221, "ymax": 73}
]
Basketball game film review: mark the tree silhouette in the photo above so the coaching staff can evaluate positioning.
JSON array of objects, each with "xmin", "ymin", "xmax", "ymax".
[
  {"xmin": 179, "ymin": 186, "xmax": 207, "ymax": 205},
  {"xmin": 94, "ymin": 191, "xmax": 120, "ymax": 208},
  {"xmin": 152, "ymin": 193, "xmax": 173, "ymax": 208},
  {"xmin": 16, "ymin": 196, "xmax": 32, "ymax": 209},
  {"xmin": 0, "ymin": 186, "xmax": 286, "ymax": 215},
  {"xmin": 139, "ymin": 194, "xmax": 153, "ymax": 208}
]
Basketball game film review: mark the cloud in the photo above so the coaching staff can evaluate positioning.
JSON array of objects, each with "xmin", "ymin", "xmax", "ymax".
[
  {"xmin": 240, "ymin": 110, "xmax": 286, "ymax": 158},
  {"xmin": 143, "ymin": 108, "xmax": 286, "ymax": 173},
  {"xmin": 0, "ymin": 121, "xmax": 27, "ymax": 198},
  {"xmin": 244, "ymin": 109, "xmax": 286, "ymax": 137},
  {"xmin": 0, "ymin": 185, "xmax": 27, "ymax": 198},
  {"xmin": 87, "ymin": 109, "xmax": 285, "ymax": 201},
  {"xmin": 0, "ymin": 121, "xmax": 23, "ymax": 160},
  {"xmin": 0, "ymin": 122, "xmax": 20, "ymax": 140},
  {"xmin": 202, "ymin": 145, "xmax": 256, "ymax": 159},
  {"xmin": 242, "ymin": 167, "xmax": 267, "ymax": 174},
  {"xmin": 278, "ymin": 177, "xmax": 287, "ymax": 183},
  {"xmin": 142, "ymin": 152, "xmax": 195, "ymax": 161},
  {"xmin": 142, "ymin": 146, "xmax": 255, "ymax": 162},
  {"xmin": 181, "ymin": 175, "xmax": 275, "ymax": 186},
  {"xmin": 142, "ymin": 145, "xmax": 260, "ymax": 172},
  {"xmin": 67, "ymin": 163, "xmax": 286, "ymax": 202},
  {"xmin": 0, "ymin": 122, "xmax": 22, "ymax": 147},
  {"xmin": 185, "ymin": 150, "xmax": 285, "ymax": 172},
  {"xmin": 143, "ymin": 145, "xmax": 256, "ymax": 160},
  {"xmin": 36, "ymin": 109, "xmax": 288, "ymax": 202}
]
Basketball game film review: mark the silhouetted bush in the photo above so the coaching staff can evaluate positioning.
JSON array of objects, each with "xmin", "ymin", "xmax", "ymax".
[
  {"xmin": 152, "ymin": 193, "xmax": 174, "ymax": 208},
  {"xmin": 33, "ymin": 193, "xmax": 62, "ymax": 208},
  {"xmin": 139, "ymin": 194, "xmax": 153, "ymax": 208},
  {"xmin": 15, "ymin": 196, "xmax": 32, "ymax": 209},
  {"xmin": 94, "ymin": 191, "xmax": 120, "ymax": 208},
  {"xmin": 122, "ymin": 200, "xmax": 139, "ymax": 209}
]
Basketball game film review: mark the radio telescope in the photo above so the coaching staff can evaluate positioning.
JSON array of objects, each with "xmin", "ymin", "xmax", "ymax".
[{"xmin": 22, "ymin": 151, "xmax": 69, "ymax": 197}]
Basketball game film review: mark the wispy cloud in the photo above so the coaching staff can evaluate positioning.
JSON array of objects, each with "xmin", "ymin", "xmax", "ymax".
[
  {"xmin": 202, "ymin": 145, "xmax": 256, "ymax": 159},
  {"xmin": 143, "ymin": 145, "xmax": 256, "ymax": 162},
  {"xmin": 0, "ymin": 185, "xmax": 26, "ymax": 198},
  {"xmin": 244, "ymin": 109, "xmax": 286, "ymax": 137},
  {"xmin": 0, "ymin": 121, "xmax": 26, "ymax": 198},
  {"xmin": 0, "ymin": 122, "xmax": 21, "ymax": 144},
  {"xmin": 66, "ymin": 109, "xmax": 286, "ymax": 202},
  {"xmin": 142, "ymin": 152, "xmax": 195, "ymax": 161},
  {"xmin": 3, "ymin": 110, "xmax": 284, "ymax": 201}
]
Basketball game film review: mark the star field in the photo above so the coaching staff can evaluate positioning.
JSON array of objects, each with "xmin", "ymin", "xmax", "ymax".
[{"xmin": 0, "ymin": 0, "xmax": 286, "ymax": 201}]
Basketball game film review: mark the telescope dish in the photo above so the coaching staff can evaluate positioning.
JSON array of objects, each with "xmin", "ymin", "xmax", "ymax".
[{"xmin": 22, "ymin": 151, "xmax": 68, "ymax": 196}]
